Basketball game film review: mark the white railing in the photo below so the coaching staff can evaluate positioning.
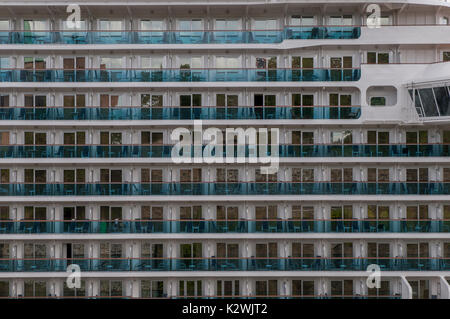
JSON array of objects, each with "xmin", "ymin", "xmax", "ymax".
[
  {"xmin": 440, "ymin": 276, "xmax": 450, "ymax": 299},
  {"xmin": 401, "ymin": 276, "xmax": 413, "ymax": 299}
]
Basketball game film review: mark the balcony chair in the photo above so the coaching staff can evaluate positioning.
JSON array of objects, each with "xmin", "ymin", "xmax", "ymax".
[
  {"xmin": 112, "ymin": 219, "xmax": 121, "ymax": 232},
  {"xmin": 32, "ymin": 222, "xmax": 42, "ymax": 233},
  {"xmin": 183, "ymin": 221, "xmax": 192, "ymax": 232},
  {"xmin": 238, "ymin": 221, "xmax": 246, "ymax": 232},
  {"xmin": 210, "ymin": 257, "xmax": 217, "ymax": 270},
  {"xmin": 188, "ymin": 262, "xmax": 197, "ymax": 271},
  {"xmin": 265, "ymin": 263, "xmax": 273, "ymax": 270},
  {"xmin": 103, "ymin": 262, "xmax": 114, "ymax": 271},
  {"xmin": 0, "ymin": 222, "xmax": 8, "ymax": 233},
  {"xmin": 290, "ymin": 220, "xmax": 301, "ymax": 232},
  {"xmin": 215, "ymin": 221, "xmax": 226, "ymax": 233},
  {"xmin": 352, "ymin": 220, "xmax": 359, "ymax": 232},
  {"xmin": 300, "ymin": 261, "xmax": 310, "ymax": 270},
  {"xmin": 417, "ymin": 261, "xmax": 425, "ymax": 271},
  {"xmin": 261, "ymin": 220, "xmax": 269, "ymax": 232},
  {"xmin": 198, "ymin": 222, "xmax": 205, "ymax": 233},
  {"xmin": 29, "ymin": 264, "xmax": 38, "ymax": 271},
  {"xmin": 352, "ymin": 145, "xmax": 360, "ymax": 157},
  {"xmin": 24, "ymin": 223, "xmax": 34, "ymax": 234},
  {"xmin": 343, "ymin": 223, "xmax": 352, "ymax": 232},
  {"xmin": 414, "ymin": 223, "xmax": 423, "ymax": 232},
  {"xmin": 268, "ymin": 221, "xmax": 278, "ymax": 232},
  {"xmin": 131, "ymin": 146, "xmax": 141, "ymax": 157},
  {"xmin": 192, "ymin": 222, "xmax": 200, "ymax": 233},
  {"xmin": 378, "ymin": 223, "xmax": 386, "ymax": 232},
  {"xmin": 0, "ymin": 263, "xmax": 9, "ymax": 271},
  {"xmin": 313, "ymin": 257, "xmax": 321, "ymax": 270},
  {"xmin": 142, "ymin": 262, "xmax": 153, "ymax": 271},
  {"xmin": 302, "ymin": 220, "xmax": 311, "ymax": 232},
  {"xmin": 248, "ymin": 257, "xmax": 256, "ymax": 270},
  {"xmin": 80, "ymin": 222, "xmax": 89, "ymax": 233},
  {"xmin": 220, "ymin": 262, "xmax": 231, "ymax": 271}
]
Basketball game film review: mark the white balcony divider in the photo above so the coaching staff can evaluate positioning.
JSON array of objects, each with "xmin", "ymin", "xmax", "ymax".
[
  {"xmin": 439, "ymin": 276, "xmax": 450, "ymax": 299},
  {"xmin": 401, "ymin": 276, "xmax": 412, "ymax": 299}
]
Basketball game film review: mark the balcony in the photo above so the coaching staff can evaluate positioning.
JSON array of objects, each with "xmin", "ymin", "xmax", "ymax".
[
  {"xmin": 2, "ymin": 294, "xmax": 401, "ymax": 299},
  {"xmin": 0, "ymin": 143, "xmax": 448, "ymax": 158},
  {"xmin": 0, "ymin": 68, "xmax": 362, "ymax": 82},
  {"xmin": 0, "ymin": 182, "xmax": 448, "ymax": 196},
  {"xmin": 0, "ymin": 27, "xmax": 361, "ymax": 45},
  {"xmin": 0, "ymin": 257, "xmax": 447, "ymax": 272},
  {"xmin": 174, "ymin": 295, "xmax": 401, "ymax": 299},
  {"xmin": 0, "ymin": 106, "xmax": 361, "ymax": 120},
  {"xmin": 0, "ymin": 219, "xmax": 446, "ymax": 234}
]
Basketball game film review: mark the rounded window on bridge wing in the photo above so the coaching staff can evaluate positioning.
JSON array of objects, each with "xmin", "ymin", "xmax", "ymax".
[{"xmin": 366, "ymin": 86, "xmax": 397, "ymax": 107}]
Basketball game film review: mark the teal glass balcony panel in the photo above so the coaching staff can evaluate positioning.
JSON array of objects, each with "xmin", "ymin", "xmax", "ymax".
[
  {"xmin": 173, "ymin": 31, "xmax": 211, "ymax": 44},
  {"xmin": 0, "ymin": 31, "xmax": 12, "ymax": 44},
  {"xmin": 312, "ymin": 144, "xmax": 450, "ymax": 157},
  {"xmin": 0, "ymin": 257, "xmax": 447, "ymax": 272},
  {"xmin": 174, "ymin": 295, "xmax": 401, "ymax": 300},
  {"xmin": 0, "ymin": 68, "xmax": 361, "ymax": 82},
  {"xmin": 14, "ymin": 221, "xmax": 52, "ymax": 233},
  {"xmin": 21, "ymin": 31, "xmax": 53, "ymax": 44},
  {"xmin": 292, "ymin": 219, "xmax": 445, "ymax": 233},
  {"xmin": 171, "ymin": 220, "xmax": 249, "ymax": 233},
  {"xmin": 3, "ymin": 295, "xmax": 399, "ymax": 299},
  {"xmin": 91, "ymin": 32, "xmax": 133, "ymax": 44},
  {"xmin": 0, "ymin": 106, "xmax": 361, "ymax": 120},
  {"xmin": 207, "ymin": 31, "xmax": 246, "ymax": 44},
  {"xmin": 285, "ymin": 26, "xmax": 361, "ymax": 40},
  {"xmin": 0, "ymin": 182, "xmax": 448, "ymax": 196},
  {"xmin": 0, "ymin": 219, "xmax": 446, "ymax": 234},
  {"xmin": 0, "ymin": 27, "xmax": 361, "ymax": 45},
  {"xmin": 1, "ymin": 144, "xmax": 449, "ymax": 158},
  {"xmin": 317, "ymin": 296, "xmax": 401, "ymax": 300}
]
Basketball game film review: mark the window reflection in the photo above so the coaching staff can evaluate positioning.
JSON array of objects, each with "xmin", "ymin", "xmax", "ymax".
[
  {"xmin": 409, "ymin": 86, "xmax": 450, "ymax": 118},
  {"xmin": 216, "ymin": 19, "xmax": 241, "ymax": 30}
]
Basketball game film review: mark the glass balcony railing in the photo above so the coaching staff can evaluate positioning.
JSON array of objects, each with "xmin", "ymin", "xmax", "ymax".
[
  {"xmin": 0, "ymin": 27, "xmax": 361, "ymax": 45},
  {"xmin": 0, "ymin": 144, "xmax": 448, "ymax": 158},
  {"xmin": 0, "ymin": 295, "xmax": 401, "ymax": 299},
  {"xmin": 202, "ymin": 295, "xmax": 401, "ymax": 300},
  {"xmin": 285, "ymin": 26, "xmax": 361, "ymax": 40},
  {"xmin": 0, "ymin": 257, "xmax": 447, "ymax": 272},
  {"xmin": 173, "ymin": 295, "xmax": 401, "ymax": 299},
  {"xmin": 0, "ymin": 182, "xmax": 448, "ymax": 196},
  {"xmin": 0, "ymin": 106, "xmax": 361, "ymax": 120},
  {"xmin": 0, "ymin": 219, "xmax": 447, "ymax": 234},
  {"xmin": 0, "ymin": 68, "xmax": 361, "ymax": 82}
]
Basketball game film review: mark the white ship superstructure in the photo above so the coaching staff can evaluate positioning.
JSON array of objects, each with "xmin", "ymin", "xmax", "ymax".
[{"xmin": 0, "ymin": 0, "xmax": 448, "ymax": 299}]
